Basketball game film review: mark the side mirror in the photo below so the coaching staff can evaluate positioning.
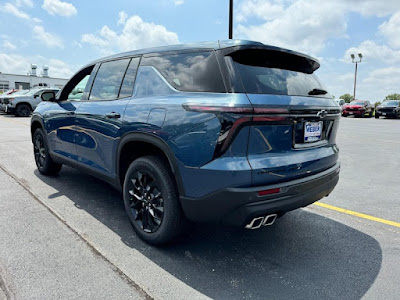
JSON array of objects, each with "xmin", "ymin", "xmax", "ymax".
[
  {"xmin": 34, "ymin": 94, "xmax": 38, "ymax": 98},
  {"xmin": 41, "ymin": 91, "xmax": 56, "ymax": 102}
]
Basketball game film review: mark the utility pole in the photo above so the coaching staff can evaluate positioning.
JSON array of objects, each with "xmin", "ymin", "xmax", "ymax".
[
  {"xmin": 351, "ymin": 53, "xmax": 363, "ymax": 100},
  {"xmin": 229, "ymin": 0, "xmax": 233, "ymax": 39}
]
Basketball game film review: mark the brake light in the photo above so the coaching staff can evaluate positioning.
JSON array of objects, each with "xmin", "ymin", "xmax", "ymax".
[{"xmin": 258, "ymin": 188, "xmax": 281, "ymax": 196}]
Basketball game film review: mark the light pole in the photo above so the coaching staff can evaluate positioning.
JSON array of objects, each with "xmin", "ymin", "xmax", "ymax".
[
  {"xmin": 351, "ymin": 53, "xmax": 362, "ymax": 100},
  {"xmin": 229, "ymin": 0, "xmax": 233, "ymax": 39}
]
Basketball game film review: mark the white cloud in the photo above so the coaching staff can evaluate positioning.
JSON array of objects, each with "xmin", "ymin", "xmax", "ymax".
[
  {"xmin": 33, "ymin": 25, "xmax": 64, "ymax": 48},
  {"xmin": 236, "ymin": 0, "xmax": 284, "ymax": 22},
  {"xmin": 174, "ymin": 0, "xmax": 184, "ymax": 5},
  {"xmin": 2, "ymin": 2, "xmax": 30, "ymax": 19},
  {"xmin": 15, "ymin": 0, "xmax": 34, "ymax": 8},
  {"xmin": 237, "ymin": 1, "xmax": 347, "ymax": 55},
  {"xmin": 344, "ymin": 40, "xmax": 400, "ymax": 65},
  {"xmin": 117, "ymin": 11, "xmax": 128, "ymax": 25},
  {"xmin": 0, "ymin": 53, "xmax": 75, "ymax": 78},
  {"xmin": 2, "ymin": 40, "xmax": 17, "ymax": 50},
  {"xmin": 42, "ymin": 0, "xmax": 77, "ymax": 17},
  {"xmin": 379, "ymin": 11, "xmax": 400, "ymax": 49},
  {"xmin": 235, "ymin": 0, "xmax": 400, "ymax": 55},
  {"xmin": 82, "ymin": 14, "xmax": 179, "ymax": 55},
  {"xmin": 33, "ymin": 17, "xmax": 42, "ymax": 23}
]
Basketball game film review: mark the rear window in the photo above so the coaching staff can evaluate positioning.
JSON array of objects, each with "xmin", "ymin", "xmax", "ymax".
[
  {"xmin": 230, "ymin": 49, "xmax": 330, "ymax": 98},
  {"xmin": 140, "ymin": 51, "xmax": 226, "ymax": 93}
]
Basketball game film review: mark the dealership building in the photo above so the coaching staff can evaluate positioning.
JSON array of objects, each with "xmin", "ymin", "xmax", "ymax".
[{"xmin": 0, "ymin": 64, "xmax": 68, "ymax": 92}]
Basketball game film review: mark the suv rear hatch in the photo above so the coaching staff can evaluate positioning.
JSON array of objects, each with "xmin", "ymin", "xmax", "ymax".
[{"xmin": 224, "ymin": 47, "xmax": 340, "ymax": 186}]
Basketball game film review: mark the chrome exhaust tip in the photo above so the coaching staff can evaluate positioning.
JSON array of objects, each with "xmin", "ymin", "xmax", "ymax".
[
  {"xmin": 245, "ymin": 213, "xmax": 278, "ymax": 229},
  {"xmin": 245, "ymin": 216, "xmax": 264, "ymax": 230},
  {"xmin": 262, "ymin": 214, "xmax": 277, "ymax": 226}
]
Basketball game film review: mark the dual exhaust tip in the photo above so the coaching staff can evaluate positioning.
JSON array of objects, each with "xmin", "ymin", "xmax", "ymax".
[{"xmin": 245, "ymin": 214, "xmax": 278, "ymax": 230}]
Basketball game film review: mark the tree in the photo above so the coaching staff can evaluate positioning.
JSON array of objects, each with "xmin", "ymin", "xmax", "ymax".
[
  {"xmin": 384, "ymin": 93, "xmax": 400, "ymax": 100},
  {"xmin": 374, "ymin": 101, "xmax": 381, "ymax": 108},
  {"xmin": 340, "ymin": 94, "xmax": 354, "ymax": 103}
]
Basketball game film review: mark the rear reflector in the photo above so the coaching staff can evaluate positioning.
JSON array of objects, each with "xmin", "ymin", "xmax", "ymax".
[{"xmin": 258, "ymin": 188, "xmax": 281, "ymax": 196}]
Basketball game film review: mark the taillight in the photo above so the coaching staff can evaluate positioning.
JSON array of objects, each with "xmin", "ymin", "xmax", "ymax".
[{"xmin": 183, "ymin": 103, "xmax": 290, "ymax": 159}]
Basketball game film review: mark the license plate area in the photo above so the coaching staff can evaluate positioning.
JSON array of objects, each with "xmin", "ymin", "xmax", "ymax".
[
  {"xmin": 293, "ymin": 119, "xmax": 332, "ymax": 149},
  {"xmin": 304, "ymin": 121, "xmax": 322, "ymax": 143}
]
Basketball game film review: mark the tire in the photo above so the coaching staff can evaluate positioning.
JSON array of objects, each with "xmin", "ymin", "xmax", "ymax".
[
  {"xmin": 123, "ymin": 156, "xmax": 186, "ymax": 245},
  {"xmin": 360, "ymin": 111, "xmax": 365, "ymax": 118},
  {"xmin": 15, "ymin": 103, "xmax": 32, "ymax": 117},
  {"xmin": 369, "ymin": 110, "xmax": 374, "ymax": 118},
  {"xmin": 375, "ymin": 114, "xmax": 379, "ymax": 119},
  {"xmin": 33, "ymin": 128, "xmax": 62, "ymax": 175},
  {"xmin": 342, "ymin": 114, "xmax": 347, "ymax": 117}
]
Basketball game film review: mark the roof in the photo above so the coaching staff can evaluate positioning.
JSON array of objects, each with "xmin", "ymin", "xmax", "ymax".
[{"xmin": 91, "ymin": 39, "xmax": 316, "ymax": 62}]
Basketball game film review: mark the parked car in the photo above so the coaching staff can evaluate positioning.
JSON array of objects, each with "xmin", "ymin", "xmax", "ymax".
[
  {"xmin": 342, "ymin": 100, "xmax": 374, "ymax": 117},
  {"xmin": 0, "ymin": 89, "xmax": 29, "ymax": 112},
  {"xmin": 375, "ymin": 100, "xmax": 400, "ymax": 119},
  {"xmin": 31, "ymin": 40, "xmax": 340, "ymax": 245},
  {"xmin": 4, "ymin": 88, "xmax": 59, "ymax": 117}
]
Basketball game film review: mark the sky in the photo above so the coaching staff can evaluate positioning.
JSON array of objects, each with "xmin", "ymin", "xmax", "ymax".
[{"xmin": 1, "ymin": 0, "xmax": 400, "ymax": 102}]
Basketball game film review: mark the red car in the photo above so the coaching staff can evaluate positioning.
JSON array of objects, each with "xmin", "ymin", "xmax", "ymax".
[{"xmin": 342, "ymin": 100, "xmax": 374, "ymax": 117}]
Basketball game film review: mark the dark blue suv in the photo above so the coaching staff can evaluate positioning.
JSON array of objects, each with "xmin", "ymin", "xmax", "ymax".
[{"xmin": 32, "ymin": 40, "xmax": 340, "ymax": 245}]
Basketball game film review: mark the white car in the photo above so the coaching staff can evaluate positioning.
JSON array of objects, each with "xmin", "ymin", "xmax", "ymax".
[{"xmin": 3, "ymin": 88, "xmax": 59, "ymax": 117}]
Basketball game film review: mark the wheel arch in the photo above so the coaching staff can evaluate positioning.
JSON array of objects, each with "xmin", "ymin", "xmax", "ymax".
[
  {"xmin": 117, "ymin": 132, "xmax": 185, "ymax": 197},
  {"xmin": 30, "ymin": 117, "xmax": 45, "ymax": 142},
  {"xmin": 16, "ymin": 101, "xmax": 33, "ymax": 110}
]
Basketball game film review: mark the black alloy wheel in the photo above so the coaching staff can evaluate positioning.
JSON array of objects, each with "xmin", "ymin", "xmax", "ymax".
[
  {"xmin": 33, "ymin": 129, "xmax": 62, "ymax": 175},
  {"xmin": 127, "ymin": 171, "xmax": 164, "ymax": 233},
  {"xmin": 123, "ymin": 156, "xmax": 186, "ymax": 245},
  {"xmin": 34, "ymin": 133, "xmax": 46, "ymax": 170},
  {"xmin": 15, "ymin": 104, "xmax": 32, "ymax": 117}
]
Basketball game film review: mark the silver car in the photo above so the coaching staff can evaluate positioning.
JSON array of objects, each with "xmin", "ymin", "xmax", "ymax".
[{"xmin": 3, "ymin": 88, "xmax": 59, "ymax": 117}]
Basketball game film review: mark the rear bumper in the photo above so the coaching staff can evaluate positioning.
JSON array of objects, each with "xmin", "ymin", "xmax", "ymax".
[{"xmin": 180, "ymin": 162, "xmax": 340, "ymax": 227}]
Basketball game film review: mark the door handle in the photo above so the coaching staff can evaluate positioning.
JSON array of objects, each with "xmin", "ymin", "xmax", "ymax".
[{"xmin": 105, "ymin": 112, "xmax": 121, "ymax": 119}]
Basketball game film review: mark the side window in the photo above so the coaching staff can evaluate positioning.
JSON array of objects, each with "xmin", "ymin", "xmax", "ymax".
[
  {"xmin": 119, "ymin": 57, "xmax": 140, "ymax": 99},
  {"xmin": 59, "ymin": 65, "xmax": 94, "ymax": 101},
  {"xmin": 89, "ymin": 59, "xmax": 130, "ymax": 100},
  {"xmin": 141, "ymin": 51, "xmax": 226, "ymax": 93},
  {"xmin": 68, "ymin": 75, "xmax": 90, "ymax": 100}
]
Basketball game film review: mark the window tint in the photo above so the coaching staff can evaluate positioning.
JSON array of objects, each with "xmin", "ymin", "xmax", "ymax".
[
  {"xmin": 231, "ymin": 50, "xmax": 330, "ymax": 98},
  {"xmin": 133, "ymin": 66, "xmax": 174, "ymax": 98},
  {"xmin": 141, "ymin": 51, "xmax": 226, "ymax": 93},
  {"xmin": 89, "ymin": 59, "xmax": 130, "ymax": 100},
  {"xmin": 119, "ymin": 57, "xmax": 140, "ymax": 99}
]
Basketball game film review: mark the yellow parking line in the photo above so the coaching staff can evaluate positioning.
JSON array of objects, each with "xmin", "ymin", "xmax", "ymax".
[{"xmin": 314, "ymin": 202, "xmax": 400, "ymax": 228}]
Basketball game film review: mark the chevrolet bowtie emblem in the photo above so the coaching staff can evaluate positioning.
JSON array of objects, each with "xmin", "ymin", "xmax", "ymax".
[{"xmin": 317, "ymin": 110, "xmax": 328, "ymax": 119}]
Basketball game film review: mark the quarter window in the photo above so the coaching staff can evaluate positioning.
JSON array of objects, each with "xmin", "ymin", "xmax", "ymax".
[
  {"xmin": 141, "ymin": 51, "xmax": 226, "ymax": 93},
  {"xmin": 89, "ymin": 59, "xmax": 130, "ymax": 100}
]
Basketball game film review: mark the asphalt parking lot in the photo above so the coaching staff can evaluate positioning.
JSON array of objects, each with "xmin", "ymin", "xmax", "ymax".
[{"xmin": 0, "ymin": 113, "xmax": 399, "ymax": 300}]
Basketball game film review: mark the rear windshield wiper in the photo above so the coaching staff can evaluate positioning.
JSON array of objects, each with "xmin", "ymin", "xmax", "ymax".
[{"xmin": 308, "ymin": 88, "xmax": 328, "ymax": 95}]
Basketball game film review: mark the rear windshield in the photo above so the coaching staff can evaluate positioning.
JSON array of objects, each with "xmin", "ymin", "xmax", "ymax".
[{"xmin": 230, "ymin": 49, "xmax": 330, "ymax": 98}]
